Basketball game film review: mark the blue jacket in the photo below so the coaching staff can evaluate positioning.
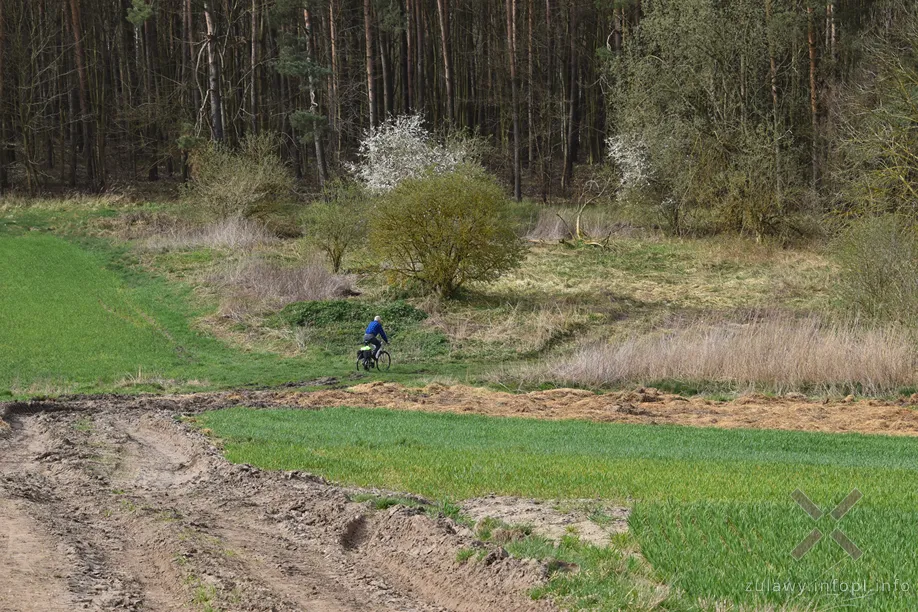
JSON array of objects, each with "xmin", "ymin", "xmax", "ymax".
[{"xmin": 365, "ymin": 320, "xmax": 389, "ymax": 342}]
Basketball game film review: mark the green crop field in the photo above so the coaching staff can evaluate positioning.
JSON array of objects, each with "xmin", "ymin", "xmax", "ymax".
[{"xmin": 201, "ymin": 406, "xmax": 918, "ymax": 610}]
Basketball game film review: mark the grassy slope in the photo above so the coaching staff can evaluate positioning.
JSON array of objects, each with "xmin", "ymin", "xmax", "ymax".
[
  {"xmin": 0, "ymin": 232, "xmax": 318, "ymax": 396},
  {"xmin": 0, "ymin": 204, "xmax": 479, "ymax": 398},
  {"xmin": 1, "ymin": 199, "xmax": 842, "ymax": 396},
  {"xmin": 0, "ymin": 233, "xmax": 186, "ymax": 385},
  {"xmin": 202, "ymin": 407, "xmax": 918, "ymax": 611}
]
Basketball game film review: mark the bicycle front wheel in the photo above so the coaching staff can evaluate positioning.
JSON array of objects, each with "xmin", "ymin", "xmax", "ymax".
[{"xmin": 375, "ymin": 351, "xmax": 391, "ymax": 371}]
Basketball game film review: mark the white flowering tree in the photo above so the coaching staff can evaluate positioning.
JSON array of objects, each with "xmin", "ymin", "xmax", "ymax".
[
  {"xmin": 606, "ymin": 134, "xmax": 652, "ymax": 191},
  {"xmin": 350, "ymin": 114, "xmax": 478, "ymax": 193}
]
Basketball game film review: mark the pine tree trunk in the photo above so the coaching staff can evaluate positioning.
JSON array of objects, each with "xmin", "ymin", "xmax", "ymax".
[
  {"xmin": 303, "ymin": 8, "xmax": 327, "ymax": 186},
  {"xmin": 379, "ymin": 33, "xmax": 392, "ymax": 117},
  {"xmin": 436, "ymin": 0, "xmax": 454, "ymax": 123},
  {"xmin": 542, "ymin": 0, "xmax": 554, "ymax": 200},
  {"xmin": 250, "ymin": 0, "xmax": 258, "ymax": 135},
  {"xmin": 364, "ymin": 0, "xmax": 377, "ymax": 128},
  {"xmin": 0, "ymin": 0, "xmax": 7, "ymax": 193},
  {"xmin": 328, "ymin": 0, "xmax": 341, "ymax": 159},
  {"xmin": 562, "ymin": 0, "xmax": 578, "ymax": 191},
  {"xmin": 506, "ymin": 0, "xmax": 521, "ymax": 201},
  {"xmin": 204, "ymin": 1, "xmax": 224, "ymax": 141},
  {"xmin": 69, "ymin": 0, "xmax": 96, "ymax": 187},
  {"xmin": 185, "ymin": 0, "xmax": 199, "ymax": 113},
  {"xmin": 415, "ymin": 0, "xmax": 425, "ymax": 111},
  {"xmin": 144, "ymin": 17, "xmax": 159, "ymax": 181},
  {"xmin": 405, "ymin": 0, "xmax": 414, "ymax": 110},
  {"xmin": 807, "ymin": 5, "xmax": 819, "ymax": 187},
  {"xmin": 527, "ymin": 0, "xmax": 534, "ymax": 168},
  {"xmin": 765, "ymin": 0, "xmax": 781, "ymax": 205}
]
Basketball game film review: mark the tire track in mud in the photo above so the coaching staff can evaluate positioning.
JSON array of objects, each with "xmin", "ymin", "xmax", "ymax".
[{"xmin": 0, "ymin": 400, "xmax": 553, "ymax": 612}]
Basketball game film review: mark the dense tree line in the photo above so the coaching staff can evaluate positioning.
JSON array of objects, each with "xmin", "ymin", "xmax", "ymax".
[{"xmin": 0, "ymin": 0, "xmax": 915, "ymax": 218}]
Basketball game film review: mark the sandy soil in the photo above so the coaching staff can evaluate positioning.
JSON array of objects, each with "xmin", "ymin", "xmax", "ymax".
[
  {"xmin": 0, "ymin": 400, "xmax": 552, "ymax": 612},
  {"xmin": 219, "ymin": 381, "xmax": 918, "ymax": 436},
  {"xmin": 460, "ymin": 497, "xmax": 629, "ymax": 547}
]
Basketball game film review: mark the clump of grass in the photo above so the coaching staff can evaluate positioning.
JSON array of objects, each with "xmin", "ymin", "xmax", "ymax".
[
  {"xmin": 114, "ymin": 368, "xmax": 209, "ymax": 392},
  {"xmin": 425, "ymin": 498, "xmax": 475, "ymax": 528},
  {"xmin": 0, "ymin": 194, "xmax": 127, "ymax": 213},
  {"xmin": 474, "ymin": 517, "xmax": 533, "ymax": 545},
  {"xmin": 521, "ymin": 532, "xmax": 677, "ymax": 611},
  {"xmin": 350, "ymin": 493, "xmax": 426, "ymax": 510},
  {"xmin": 526, "ymin": 312, "xmax": 917, "ymax": 395},
  {"xmin": 143, "ymin": 217, "xmax": 277, "ymax": 252},
  {"xmin": 455, "ymin": 547, "xmax": 477, "ymax": 564},
  {"xmin": 423, "ymin": 300, "xmax": 590, "ymax": 357},
  {"xmin": 8, "ymin": 378, "xmax": 79, "ymax": 397}
]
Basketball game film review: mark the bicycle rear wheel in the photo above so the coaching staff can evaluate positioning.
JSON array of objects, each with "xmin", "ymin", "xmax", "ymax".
[{"xmin": 375, "ymin": 351, "xmax": 391, "ymax": 371}]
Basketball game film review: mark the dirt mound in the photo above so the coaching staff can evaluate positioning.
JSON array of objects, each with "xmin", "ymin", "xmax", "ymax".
[
  {"xmin": 461, "ymin": 496, "xmax": 629, "ymax": 547},
  {"xmin": 0, "ymin": 401, "xmax": 554, "ymax": 611},
  {"xmin": 361, "ymin": 507, "xmax": 551, "ymax": 611}
]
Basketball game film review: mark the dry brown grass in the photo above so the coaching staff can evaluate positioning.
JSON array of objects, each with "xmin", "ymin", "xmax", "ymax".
[
  {"xmin": 8, "ymin": 378, "xmax": 79, "ymax": 397},
  {"xmin": 0, "ymin": 194, "xmax": 128, "ymax": 212},
  {"xmin": 423, "ymin": 301, "xmax": 590, "ymax": 355},
  {"xmin": 212, "ymin": 256, "xmax": 353, "ymax": 320},
  {"xmin": 114, "ymin": 368, "xmax": 209, "ymax": 391},
  {"xmin": 142, "ymin": 216, "xmax": 276, "ymax": 251},
  {"xmin": 526, "ymin": 312, "xmax": 918, "ymax": 395}
]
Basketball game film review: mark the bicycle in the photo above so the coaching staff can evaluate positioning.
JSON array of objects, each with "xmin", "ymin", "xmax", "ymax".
[{"xmin": 356, "ymin": 343, "xmax": 391, "ymax": 371}]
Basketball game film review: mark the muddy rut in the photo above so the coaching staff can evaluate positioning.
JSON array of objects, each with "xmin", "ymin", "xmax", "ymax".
[{"xmin": 0, "ymin": 401, "xmax": 551, "ymax": 612}]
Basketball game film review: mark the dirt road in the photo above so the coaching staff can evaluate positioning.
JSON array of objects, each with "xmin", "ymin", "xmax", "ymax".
[{"xmin": 0, "ymin": 400, "xmax": 551, "ymax": 612}]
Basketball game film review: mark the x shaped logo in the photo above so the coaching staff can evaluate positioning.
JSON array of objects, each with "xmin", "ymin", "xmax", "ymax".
[{"xmin": 791, "ymin": 489, "xmax": 863, "ymax": 560}]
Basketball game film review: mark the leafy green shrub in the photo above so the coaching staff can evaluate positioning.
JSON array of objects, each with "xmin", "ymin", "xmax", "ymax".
[
  {"xmin": 834, "ymin": 214, "xmax": 918, "ymax": 322},
  {"xmin": 278, "ymin": 300, "xmax": 427, "ymax": 330},
  {"xmin": 184, "ymin": 132, "xmax": 293, "ymax": 219},
  {"xmin": 305, "ymin": 180, "xmax": 369, "ymax": 272},
  {"xmin": 370, "ymin": 170, "xmax": 525, "ymax": 298}
]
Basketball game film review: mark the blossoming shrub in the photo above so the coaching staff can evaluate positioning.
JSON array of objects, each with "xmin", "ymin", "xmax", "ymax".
[{"xmin": 350, "ymin": 114, "xmax": 482, "ymax": 193}]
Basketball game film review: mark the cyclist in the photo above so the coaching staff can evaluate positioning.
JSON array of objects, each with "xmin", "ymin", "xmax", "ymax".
[{"xmin": 363, "ymin": 315, "xmax": 389, "ymax": 358}]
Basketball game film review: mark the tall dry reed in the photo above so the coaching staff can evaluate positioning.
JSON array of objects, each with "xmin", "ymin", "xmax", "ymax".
[
  {"xmin": 143, "ymin": 217, "xmax": 276, "ymax": 251},
  {"xmin": 532, "ymin": 314, "xmax": 917, "ymax": 395},
  {"xmin": 213, "ymin": 256, "xmax": 353, "ymax": 319}
]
